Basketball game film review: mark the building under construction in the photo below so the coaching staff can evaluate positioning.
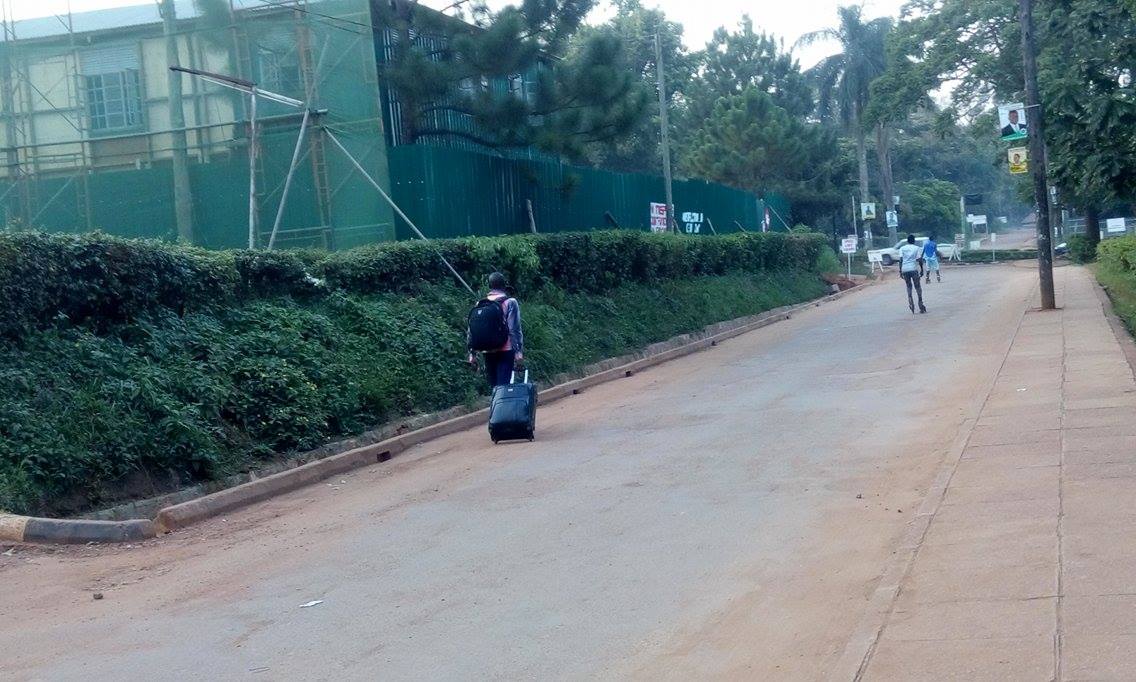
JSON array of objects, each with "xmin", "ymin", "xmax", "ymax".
[{"xmin": 0, "ymin": 0, "xmax": 786, "ymax": 250}]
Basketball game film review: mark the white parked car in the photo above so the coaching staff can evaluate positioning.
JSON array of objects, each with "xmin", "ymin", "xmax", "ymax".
[{"xmin": 868, "ymin": 237, "xmax": 959, "ymax": 266}]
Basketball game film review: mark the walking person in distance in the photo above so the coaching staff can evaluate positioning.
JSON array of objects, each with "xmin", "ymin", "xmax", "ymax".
[
  {"xmin": 467, "ymin": 272, "xmax": 524, "ymax": 389},
  {"xmin": 923, "ymin": 233, "xmax": 942, "ymax": 284},
  {"xmin": 899, "ymin": 234, "xmax": 927, "ymax": 315}
]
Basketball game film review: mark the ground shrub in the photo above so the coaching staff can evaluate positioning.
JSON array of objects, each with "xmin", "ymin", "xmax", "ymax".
[
  {"xmin": 0, "ymin": 230, "xmax": 827, "ymax": 515},
  {"xmin": 1066, "ymin": 235, "xmax": 1097, "ymax": 264}
]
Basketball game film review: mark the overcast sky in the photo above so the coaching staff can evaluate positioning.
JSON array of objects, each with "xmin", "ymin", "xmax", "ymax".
[{"xmin": 12, "ymin": 0, "xmax": 906, "ymax": 68}]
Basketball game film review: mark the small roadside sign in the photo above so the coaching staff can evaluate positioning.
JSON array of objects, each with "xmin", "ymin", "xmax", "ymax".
[
  {"xmin": 861, "ymin": 203, "xmax": 877, "ymax": 220},
  {"xmin": 1107, "ymin": 218, "xmax": 1127, "ymax": 234},
  {"xmin": 886, "ymin": 210, "xmax": 899, "ymax": 229},
  {"xmin": 841, "ymin": 236, "xmax": 857, "ymax": 280},
  {"xmin": 650, "ymin": 202, "xmax": 668, "ymax": 233}
]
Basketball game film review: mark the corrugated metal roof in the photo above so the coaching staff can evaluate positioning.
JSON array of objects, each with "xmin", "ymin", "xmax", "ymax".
[{"xmin": 2, "ymin": 0, "xmax": 283, "ymax": 42}]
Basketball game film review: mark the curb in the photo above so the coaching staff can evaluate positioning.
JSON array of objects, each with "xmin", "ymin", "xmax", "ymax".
[
  {"xmin": 1092, "ymin": 274, "xmax": 1136, "ymax": 380},
  {"xmin": 0, "ymin": 513, "xmax": 155, "ymax": 544},
  {"xmin": 6, "ymin": 282, "xmax": 870, "ymax": 545}
]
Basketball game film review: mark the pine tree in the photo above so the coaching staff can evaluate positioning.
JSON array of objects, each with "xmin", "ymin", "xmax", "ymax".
[{"xmin": 373, "ymin": 0, "xmax": 649, "ymax": 158}]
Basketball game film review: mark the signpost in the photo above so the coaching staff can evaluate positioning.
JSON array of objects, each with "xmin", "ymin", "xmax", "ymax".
[
  {"xmin": 953, "ymin": 234, "xmax": 966, "ymax": 261},
  {"xmin": 650, "ymin": 202, "xmax": 668, "ymax": 233},
  {"xmin": 841, "ymin": 236, "xmax": 858, "ymax": 280},
  {"xmin": 682, "ymin": 211, "xmax": 705, "ymax": 234},
  {"xmin": 991, "ymin": 231, "xmax": 997, "ymax": 263}
]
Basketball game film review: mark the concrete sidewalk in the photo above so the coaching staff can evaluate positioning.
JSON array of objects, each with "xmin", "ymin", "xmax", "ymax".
[{"xmin": 848, "ymin": 265, "xmax": 1136, "ymax": 680}]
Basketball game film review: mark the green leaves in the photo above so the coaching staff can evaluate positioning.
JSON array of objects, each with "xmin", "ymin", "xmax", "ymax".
[
  {"xmin": 680, "ymin": 90, "xmax": 850, "ymax": 221},
  {"xmin": 0, "ymin": 230, "xmax": 826, "ymax": 515}
]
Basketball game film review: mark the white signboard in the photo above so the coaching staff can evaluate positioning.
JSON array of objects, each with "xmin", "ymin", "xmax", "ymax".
[
  {"xmin": 955, "ymin": 234, "xmax": 966, "ymax": 248},
  {"xmin": 967, "ymin": 214, "xmax": 989, "ymax": 227},
  {"xmin": 840, "ymin": 237, "xmax": 858, "ymax": 254},
  {"xmin": 886, "ymin": 210, "xmax": 899, "ymax": 229},
  {"xmin": 998, "ymin": 102, "xmax": 1028, "ymax": 141},
  {"xmin": 1107, "ymin": 218, "xmax": 1127, "ymax": 234},
  {"xmin": 650, "ymin": 202, "xmax": 668, "ymax": 233},
  {"xmin": 682, "ymin": 211, "xmax": 705, "ymax": 234},
  {"xmin": 861, "ymin": 202, "xmax": 877, "ymax": 220}
]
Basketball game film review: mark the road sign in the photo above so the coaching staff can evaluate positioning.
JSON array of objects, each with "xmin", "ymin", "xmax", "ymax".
[
  {"xmin": 861, "ymin": 202, "xmax": 877, "ymax": 220},
  {"xmin": 1008, "ymin": 147, "xmax": 1029, "ymax": 174},
  {"xmin": 840, "ymin": 237, "xmax": 858, "ymax": 254},
  {"xmin": 886, "ymin": 210, "xmax": 899, "ymax": 229},
  {"xmin": 650, "ymin": 202, "xmax": 668, "ymax": 233},
  {"xmin": 955, "ymin": 233, "xmax": 966, "ymax": 248}
]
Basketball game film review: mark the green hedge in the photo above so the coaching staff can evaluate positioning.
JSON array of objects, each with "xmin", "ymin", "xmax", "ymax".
[
  {"xmin": 1099, "ymin": 236, "xmax": 1136, "ymax": 273},
  {"xmin": 0, "ymin": 229, "xmax": 828, "ymax": 515},
  {"xmin": 0, "ymin": 231, "xmax": 824, "ymax": 339}
]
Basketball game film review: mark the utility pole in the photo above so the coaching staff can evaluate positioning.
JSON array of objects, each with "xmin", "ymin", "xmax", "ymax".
[
  {"xmin": 1019, "ymin": 0, "xmax": 1056, "ymax": 310},
  {"xmin": 160, "ymin": 0, "xmax": 195, "ymax": 243},
  {"xmin": 654, "ymin": 30, "xmax": 676, "ymax": 233}
]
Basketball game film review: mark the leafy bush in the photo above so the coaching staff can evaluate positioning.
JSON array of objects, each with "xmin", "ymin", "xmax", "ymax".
[
  {"xmin": 0, "ymin": 231, "xmax": 824, "ymax": 340},
  {"xmin": 1099, "ymin": 235, "xmax": 1136, "ymax": 273},
  {"xmin": 1065, "ymin": 234, "xmax": 1098, "ymax": 264},
  {"xmin": 0, "ymin": 230, "xmax": 828, "ymax": 515},
  {"xmin": 816, "ymin": 246, "xmax": 842, "ymax": 274}
]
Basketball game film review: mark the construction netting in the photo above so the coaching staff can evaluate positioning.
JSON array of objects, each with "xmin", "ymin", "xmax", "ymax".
[{"xmin": 0, "ymin": 0, "xmax": 394, "ymax": 249}]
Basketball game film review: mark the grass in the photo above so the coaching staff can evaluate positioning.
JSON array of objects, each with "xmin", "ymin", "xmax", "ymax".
[{"xmin": 1094, "ymin": 263, "xmax": 1136, "ymax": 337}]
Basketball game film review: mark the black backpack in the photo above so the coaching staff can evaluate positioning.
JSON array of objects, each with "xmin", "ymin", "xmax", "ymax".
[{"xmin": 468, "ymin": 298, "xmax": 510, "ymax": 351}]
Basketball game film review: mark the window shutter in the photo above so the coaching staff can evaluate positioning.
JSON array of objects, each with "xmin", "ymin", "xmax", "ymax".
[{"xmin": 80, "ymin": 46, "xmax": 139, "ymax": 75}]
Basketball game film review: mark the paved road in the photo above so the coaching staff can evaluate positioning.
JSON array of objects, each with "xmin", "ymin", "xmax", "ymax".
[{"xmin": 1, "ymin": 266, "xmax": 1037, "ymax": 681}]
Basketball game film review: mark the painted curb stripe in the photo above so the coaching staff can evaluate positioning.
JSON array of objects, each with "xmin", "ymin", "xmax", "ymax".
[{"xmin": 0, "ymin": 514, "xmax": 29, "ymax": 542}]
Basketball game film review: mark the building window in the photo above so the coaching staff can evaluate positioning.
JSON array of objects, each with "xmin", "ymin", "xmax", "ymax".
[
  {"xmin": 84, "ymin": 70, "xmax": 143, "ymax": 132},
  {"xmin": 81, "ymin": 46, "xmax": 144, "ymax": 133}
]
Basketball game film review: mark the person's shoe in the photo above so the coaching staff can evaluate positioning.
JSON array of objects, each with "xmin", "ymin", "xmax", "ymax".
[
  {"xmin": 909, "ymin": 302, "xmax": 915, "ymax": 314},
  {"xmin": 920, "ymin": 306, "xmax": 928, "ymax": 314},
  {"xmin": 937, "ymin": 275, "xmax": 941, "ymax": 283}
]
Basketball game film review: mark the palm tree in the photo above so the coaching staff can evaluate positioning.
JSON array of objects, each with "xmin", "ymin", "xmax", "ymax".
[{"xmin": 797, "ymin": 6, "xmax": 892, "ymax": 235}]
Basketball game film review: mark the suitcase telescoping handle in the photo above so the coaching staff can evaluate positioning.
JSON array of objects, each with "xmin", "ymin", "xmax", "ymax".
[{"xmin": 510, "ymin": 370, "xmax": 529, "ymax": 385}]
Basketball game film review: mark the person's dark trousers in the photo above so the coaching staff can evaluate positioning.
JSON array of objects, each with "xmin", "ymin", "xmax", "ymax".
[
  {"xmin": 902, "ymin": 271, "xmax": 926, "ymax": 312},
  {"xmin": 484, "ymin": 350, "xmax": 517, "ymax": 389}
]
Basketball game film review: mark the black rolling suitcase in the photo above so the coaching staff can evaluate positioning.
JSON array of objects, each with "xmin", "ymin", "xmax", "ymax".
[{"xmin": 488, "ymin": 370, "xmax": 537, "ymax": 443}]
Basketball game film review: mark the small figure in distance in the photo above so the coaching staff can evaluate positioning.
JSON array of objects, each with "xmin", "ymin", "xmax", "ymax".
[
  {"xmin": 923, "ymin": 233, "xmax": 942, "ymax": 284},
  {"xmin": 899, "ymin": 234, "xmax": 927, "ymax": 315}
]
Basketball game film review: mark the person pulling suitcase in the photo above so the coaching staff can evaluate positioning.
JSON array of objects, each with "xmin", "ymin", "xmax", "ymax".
[
  {"xmin": 467, "ymin": 272, "xmax": 524, "ymax": 389},
  {"xmin": 467, "ymin": 273, "xmax": 536, "ymax": 442}
]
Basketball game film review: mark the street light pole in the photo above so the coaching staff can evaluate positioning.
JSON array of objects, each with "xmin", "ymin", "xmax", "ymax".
[
  {"xmin": 1019, "ymin": 0, "xmax": 1056, "ymax": 309},
  {"xmin": 654, "ymin": 30, "xmax": 676, "ymax": 233}
]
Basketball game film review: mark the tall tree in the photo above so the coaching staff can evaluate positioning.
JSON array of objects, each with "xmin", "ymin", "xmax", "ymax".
[
  {"xmin": 1041, "ymin": 0, "xmax": 1136, "ymax": 244},
  {"xmin": 374, "ymin": 0, "xmax": 649, "ymax": 158},
  {"xmin": 578, "ymin": 0, "xmax": 693, "ymax": 173},
  {"xmin": 693, "ymin": 17, "xmax": 813, "ymax": 118},
  {"xmin": 680, "ymin": 89, "xmax": 851, "ymax": 225},
  {"xmin": 895, "ymin": 0, "xmax": 1136, "ymax": 241},
  {"xmin": 798, "ymin": 6, "xmax": 892, "ymax": 227}
]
